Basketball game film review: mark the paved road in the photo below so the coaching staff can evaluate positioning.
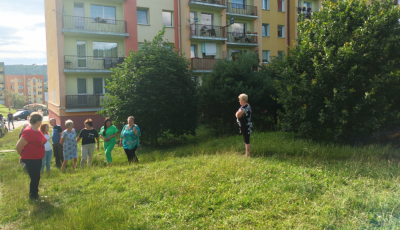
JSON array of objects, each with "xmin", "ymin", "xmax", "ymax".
[{"xmin": 7, "ymin": 116, "xmax": 49, "ymax": 131}]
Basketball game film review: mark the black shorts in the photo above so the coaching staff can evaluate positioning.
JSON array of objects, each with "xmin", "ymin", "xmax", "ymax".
[{"xmin": 240, "ymin": 126, "xmax": 250, "ymax": 144}]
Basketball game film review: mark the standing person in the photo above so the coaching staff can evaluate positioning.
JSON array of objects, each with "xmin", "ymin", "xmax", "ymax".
[
  {"xmin": 119, "ymin": 116, "xmax": 141, "ymax": 164},
  {"xmin": 50, "ymin": 118, "xmax": 63, "ymax": 168},
  {"xmin": 0, "ymin": 113, "xmax": 3, "ymax": 125},
  {"xmin": 19, "ymin": 124, "xmax": 29, "ymax": 139},
  {"xmin": 15, "ymin": 112, "xmax": 46, "ymax": 201},
  {"xmin": 7, "ymin": 111, "xmax": 14, "ymax": 130},
  {"xmin": 61, "ymin": 120, "xmax": 78, "ymax": 173},
  {"xmin": 99, "ymin": 118, "xmax": 118, "ymax": 167},
  {"xmin": 76, "ymin": 119, "xmax": 100, "ymax": 168},
  {"xmin": 235, "ymin": 94, "xmax": 252, "ymax": 157},
  {"xmin": 40, "ymin": 124, "xmax": 52, "ymax": 176}
]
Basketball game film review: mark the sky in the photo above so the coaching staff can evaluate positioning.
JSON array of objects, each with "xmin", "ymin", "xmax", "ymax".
[{"xmin": 0, "ymin": 0, "xmax": 47, "ymax": 65}]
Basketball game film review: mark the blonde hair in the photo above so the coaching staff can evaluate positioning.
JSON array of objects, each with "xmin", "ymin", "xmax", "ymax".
[
  {"xmin": 65, "ymin": 119, "xmax": 74, "ymax": 128},
  {"xmin": 128, "ymin": 116, "xmax": 134, "ymax": 121},
  {"xmin": 29, "ymin": 112, "xmax": 43, "ymax": 125},
  {"xmin": 238, "ymin": 94, "xmax": 248, "ymax": 102}
]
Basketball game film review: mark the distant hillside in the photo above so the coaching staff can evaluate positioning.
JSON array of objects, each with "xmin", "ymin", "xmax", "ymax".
[{"xmin": 4, "ymin": 65, "xmax": 47, "ymax": 82}]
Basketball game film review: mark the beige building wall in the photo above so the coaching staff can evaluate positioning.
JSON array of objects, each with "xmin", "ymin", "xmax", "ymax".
[
  {"xmin": 137, "ymin": 0, "xmax": 175, "ymax": 44},
  {"xmin": 62, "ymin": 0, "xmax": 125, "ymax": 20},
  {"xmin": 64, "ymin": 35, "xmax": 126, "ymax": 57},
  {"xmin": 65, "ymin": 73, "xmax": 111, "ymax": 95}
]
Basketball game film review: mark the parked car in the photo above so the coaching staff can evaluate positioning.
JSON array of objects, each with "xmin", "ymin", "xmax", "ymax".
[{"xmin": 13, "ymin": 110, "xmax": 33, "ymax": 121}]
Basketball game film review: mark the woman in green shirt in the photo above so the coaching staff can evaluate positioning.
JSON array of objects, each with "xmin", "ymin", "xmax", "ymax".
[{"xmin": 99, "ymin": 117, "xmax": 119, "ymax": 167}]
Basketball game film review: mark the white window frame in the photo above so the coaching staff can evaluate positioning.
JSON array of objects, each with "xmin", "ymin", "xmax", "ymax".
[
  {"xmin": 278, "ymin": 25, "xmax": 285, "ymax": 38},
  {"xmin": 262, "ymin": 0, "xmax": 270, "ymax": 10},
  {"xmin": 18, "ymin": 86, "xmax": 23, "ymax": 89},
  {"xmin": 90, "ymin": 4, "xmax": 117, "ymax": 24},
  {"xmin": 137, "ymin": 8, "xmax": 149, "ymax": 25},
  {"xmin": 93, "ymin": 42, "xmax": 118, "ymax": 59},
  {"xmin": 162, "ymin": 11, "xmax": 173, "ymax": 27},
  {"xmin": 278, "ymin": 0, "xmax": 285, "ymax": 12},
  {"xmin": 262, "ymin": 50, "xmax": 270, "ymax": 63},
  {"xmin": 278, "ymin": 51, "xmax": 285, "ymax": 59},
  {"xmin": 19, "ymin": 92, "xmax": 24, "ymax": 95},
  {"xmin": 77, "ymin": 78, "xmax": 87, "ymax": 95},
  {"xmin": 18, "ymin": 79, "xmax": 23, "ymax": 83},
  {"xmin": 262, "ymin": 24, "xmax": 270, "ymax": 37}
]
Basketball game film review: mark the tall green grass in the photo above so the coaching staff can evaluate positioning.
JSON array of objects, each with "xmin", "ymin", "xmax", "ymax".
[{"xmin": 0, "ymin": 127, "xmax": 399, "ymax": 229}]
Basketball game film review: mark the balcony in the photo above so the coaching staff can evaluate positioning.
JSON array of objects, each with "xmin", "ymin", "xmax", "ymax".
[
  {"xmin": 190, "ymin": 24, "xmax": 226, "ymax": 41},
  {"xmin": 64, "ymin": 56, "xmax": 125, "ymax": 73},
  {"xmin": 297, "ymin": 8, "xmax": 316, "ymax": 20},
  {"xmin": 62, "ymin": 15, "xmax": 128, "ymax": 37},
  {"xmin": 226, "ymin": 32, "xmax": 258, "ymax": 46},
  {"xmin": 188, "ymin": 0, "xmax": 227, "ymax": 9},
  {"xmin": 66, "ymin": 95, "xmax": 105, "ymax": 111},
  {"xmin": 191, "ymin": 58, "xmax": 220, "ymax": 72},
  {"xmin": 226, "ymin": 2, "xmax": 258, "ymax": 18}
]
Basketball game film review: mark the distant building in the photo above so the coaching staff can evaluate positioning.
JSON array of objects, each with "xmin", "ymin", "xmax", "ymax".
[
  {"xmin": 0, "ymin": 63, "xmax": 5, "ymax": 105},
  {"xmin": 5, "ymin": 75, "xmax": 45, "ymax": 107}
]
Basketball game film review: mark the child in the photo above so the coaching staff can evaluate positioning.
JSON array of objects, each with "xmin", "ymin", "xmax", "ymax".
[{"xmin": 40, "ymin": 124, "xmax": 53, "ymax": 176}]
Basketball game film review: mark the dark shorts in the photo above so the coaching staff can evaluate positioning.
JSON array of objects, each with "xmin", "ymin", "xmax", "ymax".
[
  {"xmin": 240, "ymin": 126, "xmax": 250, "ymax": 144},
  {"xmin": 8, "ymin": 120, "xmax": 13, "ymax": 126}
]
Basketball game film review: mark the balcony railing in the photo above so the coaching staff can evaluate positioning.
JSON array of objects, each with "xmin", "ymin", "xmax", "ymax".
[
  {"xmin": 63, "ymin": 15, "xmax": 127, "ymax": 33},
  {"xmin": 66, "ymin": 95, "xmax": 106, "ymax": 109},
  {"xmin": 226, "ymin": 2, "xmax": 257, "ymax": 16},
  {"xmin": 190, "ymin": 24, "xmax": 226, "ymax": 38},
  {"xmin": 189, "ymin": 0, "xmax": 226, "ymax": 6},
  {"xmin": 64, "ymin": 56, "xmax": 125, "ymax": 70},
  {"xmin": 191, "ymin": 58, "xmax": 220, "ymax": 71},
  {"xmin": 226, "ymin": 32, "xmax": 258, "ymax": 44}
]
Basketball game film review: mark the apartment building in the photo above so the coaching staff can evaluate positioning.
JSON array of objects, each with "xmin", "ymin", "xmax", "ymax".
[
  {"xmin": 4, "ymin": 75, "xmax": 45, "ymax": 107},
  {"xmin": 0, "ymin": 63, "xmax": 5, "ymax": 105},
  {"xmin": 45, "ymin": 0, "xmax": 305, "ymax": 129}
]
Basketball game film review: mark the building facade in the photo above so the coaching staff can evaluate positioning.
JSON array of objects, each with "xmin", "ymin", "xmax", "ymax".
[
  {"xmin": 4, "ymin": 75, "xmax": 45, "ymax": 107},
  {"xmin": 45, "ymin": 0, "xmax": 307, "ymax": 129},
  {"xmin": 0, "ymin": 63, "xmax": 5, "ymax": 105}
]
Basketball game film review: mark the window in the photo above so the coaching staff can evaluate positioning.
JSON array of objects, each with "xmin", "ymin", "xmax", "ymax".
[
  {"xmin": 0, "ymin": 100, "xmax": 3, "ymax": 105},
  {"xmin": 28, "ymin": 85, "xmax": 31, "ymax": 88},
  {"xmin": 33, "ymin": 79, "xmax": 36, "ymax": 82},
  {"xmin": 232, "ymin": 0, "xmax": 245, "ymax": 8},
  {"xmin": 278, "ymin": 51, "xmax": 285, "ymax": 59},
  {"xmin": 77, "ymin": 79, "xmax": 87, "ymax": 94},
  {"xmin": 91, "ymin": 5, "xmax": 116, "ymax": 23},
  {"xmin": 19, "ymin": 86, "xmax": 23, "ymax": 89},
  {"xmin": 137, "ymin": 9, "xmax": 148, "ymax": 25},
  {"xmin": 262, "ymin": 0, "xmax": 270, "ymax": 10},
  {"xmin": 303, "ymin": 2, "xmax": 312, "ymax": 10},
  {"xmin": 162, "ymin": 11, "xmax": 173, "ymax": 27},
  {"xmin": 191, "ymin": 45, "xmax": 198, "ymax": 58},
  {"xmin": 38, "ymin": 79, "xmax": 42, "ymax": 82},
  {"xmin": 34, "ymin": 92, "xmax": 36, "ymax": 95},
  {"xmin": 278, "ymin": 25, "xmax": 285, "ymax": 38},
  {"xmin": 232, "ymin": 22, "xmax": 246, "ymax": 35},
  {"xmin": 262, "ymin": 24, "xmax": 270, "ymax": 37},
  {"xmin": 38, "ymin": 86, "xmax": 42, "ymax": 89},
  {"xmin": 10, "ymin": 79, "xmax": 14, "ymax": 83},
  {"xmin": 19, "ymin": 92, "xmax": 24, "ymax": 95},
  {"xmin": 278, "ymin": 0, "xmax": 285, "ymax": 12},
  {"xmin": 93, "ymin": 42, "xmax": 118, "ymax": 58},
  {"xmin": 138, "ymin": 43, "xmax": 145, "ymax": 50},
  {"xmin": 11, "ymin": 86, "xmax": 14, "ymax": 89},
  {"xmin": 38, "ymin": 98, "xmax": 42, "ymax": 101},
  {"xmin": 18, "ymin": 79, "xmax": 23, "ymax": 83},
  {"xmin": 93, "ymin": 78, "xmax": 104, "ymax": 94},
  {"xmin": 262, "ymin": 50, "xmax": 270, "ymax": 63},
  {"xmin": 38, "ymin": 92, "xmax": 42, "ymax": 95}
]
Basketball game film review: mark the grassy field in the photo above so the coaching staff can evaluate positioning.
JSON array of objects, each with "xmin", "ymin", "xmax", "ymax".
[
  {"xmin": 0, "ymin": 104, "xmax": 16, "ymax": 117},
  {"xmin": 0, "ymin": 127, "xmax": 399, "ymax": 229}
]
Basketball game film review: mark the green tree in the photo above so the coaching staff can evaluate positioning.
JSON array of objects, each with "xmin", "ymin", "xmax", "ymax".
[
  {"xmin": 101, "ymin": 27, "xmax": 198, "ymax": 145},
  {"xmin": 6, "ymin": 90, "xmax": 26, "ymax": 109},
  {"xmin": 273, "ymin": 0, "xmax": 400, "ymax": 143},
  {"xmin": 199, "ymin": 52, "xmax": 279, "ymax": 135}
]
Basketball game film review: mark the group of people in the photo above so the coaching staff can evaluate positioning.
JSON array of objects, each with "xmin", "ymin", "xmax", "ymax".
[
  {"xmin": 14, "ymin": 93, "xmax": 251, "ymax": 201},
  {"xmin": 16, "ymin": 113, "xmax": 141, "ymax": 201}
]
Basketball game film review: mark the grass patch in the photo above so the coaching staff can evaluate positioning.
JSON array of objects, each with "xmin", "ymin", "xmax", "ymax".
[{"xmin": 0, "ymin": 128, "xmax": 399, "ymax": 229}]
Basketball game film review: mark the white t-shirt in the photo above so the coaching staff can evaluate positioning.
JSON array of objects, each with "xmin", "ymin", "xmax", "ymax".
[{"xmin": 44, "ymin": 134, "xmax": 52, "ymax": 151}]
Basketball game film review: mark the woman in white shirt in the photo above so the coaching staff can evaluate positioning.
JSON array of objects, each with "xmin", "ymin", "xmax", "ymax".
[{"xmin": 40, "ymin": 124, "xmax": 53, "ymax": 176}]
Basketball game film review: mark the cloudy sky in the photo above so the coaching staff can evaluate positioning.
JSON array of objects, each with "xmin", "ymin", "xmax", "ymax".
[{"xmin": 0, "ymin": 0, "xmax": 46, "ymax": 65}]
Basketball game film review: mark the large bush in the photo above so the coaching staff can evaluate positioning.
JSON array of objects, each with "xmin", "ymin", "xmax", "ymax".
[
  {"xmin": 101, "ymin": 28, "xmax": 198, "ymax": 145},
  {"xmin": 273, "ymin": 0, "xmax": 400, "ymax": 143},
  {"xmin": 199, "ymin": 52, "xmax": 279, "ymax": 135}
]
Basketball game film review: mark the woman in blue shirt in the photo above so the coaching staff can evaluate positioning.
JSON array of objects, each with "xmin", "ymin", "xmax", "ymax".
[{"xmin": 119, "ymin": 116, "xmax": 141, "ymax": 164}]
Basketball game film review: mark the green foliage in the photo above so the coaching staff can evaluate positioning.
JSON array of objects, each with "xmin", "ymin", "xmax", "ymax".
[
  {"xmin": 6, "ymin": 90, "xmax": 26, "ymax": 109},
  {"xmin": 273, "ymin": 0, "xmax": 400, "ymax": 143},
  {"xmin": 199, "ymin": 52, "xmax": 279, "ymax": 135},
  {"xmin": 101, "ymin": 27, "xmax": 198, "ymax": 145}
]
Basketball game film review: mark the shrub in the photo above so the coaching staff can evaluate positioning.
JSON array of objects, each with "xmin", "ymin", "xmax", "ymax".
[{"xmin": 273, "ymin": 0, "xmax": 400, "ymax": 143}]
